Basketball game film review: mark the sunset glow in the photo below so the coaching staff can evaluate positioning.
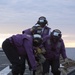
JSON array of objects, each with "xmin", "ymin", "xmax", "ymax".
[
  {"xmin": 0, "ymin": 34, "xmax": 75, "ymax": 48},
  {"xmin": 64, "ymin": 42, "xmax": 75, "ymax": 48}
]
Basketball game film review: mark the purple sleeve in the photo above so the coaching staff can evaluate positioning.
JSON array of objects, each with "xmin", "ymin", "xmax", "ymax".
[
  {"xmin": 60, "ymin": 40, "xmax": 67, "ymax": 59},
  {"xmin": 22, "ymin": 28, "xmax": 31, "ymax": 35},
  {"xmin": 23, "ymin": 40, "xmax": 37, "ymax": 70}
]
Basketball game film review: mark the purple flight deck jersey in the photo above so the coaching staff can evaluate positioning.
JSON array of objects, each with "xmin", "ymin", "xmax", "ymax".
[
  {"xmin": 43, "ymin": 36, "xmax": 67, "ymax": 60},
  {"xmin": 9, "ymin": 34, "xmax": 37, "ymax": 70}
]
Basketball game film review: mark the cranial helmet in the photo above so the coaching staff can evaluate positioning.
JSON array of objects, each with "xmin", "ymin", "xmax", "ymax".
[
  {"xmin": 31, "ymin": 24, "xmax": 42, "ymax": 35},
  {"xmin": 31, "ymin": 25, "xmax": 43, "ymax": 47},
  {"xmin": 50, "ymin": 29, "xmax": 62, "ymax": 42},
  {"xmin": 37, "ymin": 16, "xmax": 48, "ymax": 27},
  {"xmin": 33, "ymin": 34, "xmax": 43, "ymax": 47}
]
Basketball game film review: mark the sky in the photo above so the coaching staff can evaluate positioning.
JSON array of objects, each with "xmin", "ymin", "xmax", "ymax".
[{"xmin": 0, "ymin": 0, "xmax": 75, "ymax": 48}]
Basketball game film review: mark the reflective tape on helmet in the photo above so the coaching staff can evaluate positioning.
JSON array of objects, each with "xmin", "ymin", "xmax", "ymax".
[
  {"xmin": 33, "ymin": 34, "xmax": 41, "ymax": 38},
  {"xmin": 53, "ymin": 32, "xmax": 60, "ymax": 37},
  {"xmin": 39, "ymin": 19, "xmax": 44, "ymax": 23}
]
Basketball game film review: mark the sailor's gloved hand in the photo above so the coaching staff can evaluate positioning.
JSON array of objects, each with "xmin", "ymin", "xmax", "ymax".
[
  {"xmin": 64, "ymin": 58, "xmax": 69, "ymax": 64},
  {"xmin": 36, "ymin": 47, "xmax": 42, "ymax": 54}
]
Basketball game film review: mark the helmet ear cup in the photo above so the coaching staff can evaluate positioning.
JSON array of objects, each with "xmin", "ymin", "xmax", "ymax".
[
  {"xmin": 58, "ymin": 33, "xmax": 61, "ymax": 38},
  {"xmin": 43, "ymin": 20, "xmax": 47, "ymax": 24}
]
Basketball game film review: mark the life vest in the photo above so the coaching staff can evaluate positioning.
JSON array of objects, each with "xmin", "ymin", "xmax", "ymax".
[
  {"xmin": 47, "ymin": 39, "xmax": 61, "ymax": 51},
  {"xmin": 42, "ymin": 26, "xmax": 51, "ymax": 37}
]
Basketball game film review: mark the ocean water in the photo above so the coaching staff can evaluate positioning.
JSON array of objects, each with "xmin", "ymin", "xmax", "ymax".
[{"xmin": 66, "ymin": 48, "xmax": 75, "ymax": 60}]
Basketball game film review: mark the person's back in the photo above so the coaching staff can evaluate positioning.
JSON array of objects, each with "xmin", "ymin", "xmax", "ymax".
[
  {"xmin": 9, "ymin": 34, "xmax": 33, "ymax": 55},
  {"xmin": 2, "ymin": 33, "xmax": 37, "ymax": 75}
]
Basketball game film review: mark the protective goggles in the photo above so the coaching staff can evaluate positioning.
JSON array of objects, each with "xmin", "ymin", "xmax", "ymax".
[
  {"xmin": 53, "ymin": 32, "xmax": 60, "ymax": 37},
  {"xmin": 39, "ymin": 17, "xmax": 46, "ymax": 23}
]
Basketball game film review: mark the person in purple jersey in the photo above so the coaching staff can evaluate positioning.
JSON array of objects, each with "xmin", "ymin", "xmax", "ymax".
[
  {"xmin": 2, "ymin": 33, "xmax": 40, "ymax": 75},
  {"xmin": 22, "ymin": 16, "xmax": 51, "ymax": 38},
  {"xmin": 42, "ymin": 29, "xmax": 68, "ymax": 75},
  {"xmin": 22, "ymin": 16, "xmax": 51, "ymax": 75}
]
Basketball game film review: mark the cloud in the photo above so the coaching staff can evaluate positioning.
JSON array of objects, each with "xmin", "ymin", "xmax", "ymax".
[
  {"xmin": 0, "ymin": 0, "xmax": 75, "ymax": 19},
  {"xmin": 0, "ymin": 0, "xmax": 75, "ymax": 34},
  {"xmin": 63, "ymin": 34, "xmax": 75, "ymax": 38}
]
